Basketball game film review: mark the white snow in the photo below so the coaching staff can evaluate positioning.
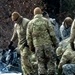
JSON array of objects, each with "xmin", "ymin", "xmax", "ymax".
[{"xmin": 0, "ymin": 73, "xmax": 22, "ymax": 75}]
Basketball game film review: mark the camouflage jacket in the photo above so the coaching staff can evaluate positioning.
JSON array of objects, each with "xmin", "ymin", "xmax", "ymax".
[
  {"xmin": 59, "ymin": 48, "xmax": 75, "ymax": 67},
  {"xmin": 56, "ymin": 38, "xmax": 70, "ymax": 56},
  {"xmin": 26, "ymin": 14, "xmax": 57, "ymax": 48},
  {"xmin": 11, "ymin": 18, "xmax": 29, "ymax": 50},
  {"xmin": 70, "ymin": 19, "xmax": 75, "ymax": 43}
]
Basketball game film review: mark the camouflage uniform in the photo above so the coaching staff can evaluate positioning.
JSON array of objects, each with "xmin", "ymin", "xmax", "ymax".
[
  {"xmin": 58, "ymin": 47, "xmax": 75, "ymax": 75},
  {"xmin": 56, "ymin": 38, "xmax": 71, "ymax": 75},
  {"xmin": 26, "ymin": 14, "xmax": 57, "ymax": 75},
  {"xmin": 11, "ymin": 18, "xmax": 34, "ymax": 75},
  {"xmin": 56, "ymin": 37, "xmax": 70, "ymax": 57},
  {"xmin": 70, "ymin": 19, "xmax": 75, "ymax": 43}
]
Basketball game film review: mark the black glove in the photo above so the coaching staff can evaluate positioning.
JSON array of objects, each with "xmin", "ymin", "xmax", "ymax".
[
  {"xmin": 56, "ymin": 56, "xmax": 60, "ymax": 65},
  {"xmin": 70, "ymin": 42, "xmax": 75, "ymax": 51},
  {"xmin": 30, "ymin": 46, "xmax": 35, "ymax": 52},
  {"xmin": 8, "ymin": 41, "xmax": 13, "ymax": 49},
  {"xmin": 59, "ymin": 37, "xmax": 62, "ymax": 41},
  {"xmin": 24, "ymin": 40, "xmax": 29, "ymax": 48}
]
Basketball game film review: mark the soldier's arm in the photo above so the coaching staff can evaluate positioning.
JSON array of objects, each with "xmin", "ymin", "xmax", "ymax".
[
  {"xmin": 46, "ymin": 20, "xmax": 58, "ymax": 48},
  {"xmin": 26, "ymin": 21, "xmax": 35, "ymax": 52},
  {"xmin": 70, "ymin": 20, "xmax": 75, "ymax": 50},
  {"xmin": 70, "ymin": 20, "xmax": 75, "ymax": 42},
  {"xmin": 11, "ymin": 24, "xmax": 17, "ymax": 42}
]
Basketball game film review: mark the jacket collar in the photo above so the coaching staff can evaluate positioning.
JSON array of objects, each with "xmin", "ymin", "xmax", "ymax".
[{"xmin": 34, "ymin": 14, "xmax": 43, "ymax": 18}]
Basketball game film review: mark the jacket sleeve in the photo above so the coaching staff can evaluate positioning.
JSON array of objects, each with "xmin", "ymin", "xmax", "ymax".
[
  {"xmin": 70, "ymin": 20, "xmax": 75, "ymax": 43},
  {"xmin": 46, "ymin": 20, "xmax": 58, "ymax": 48},
  {"xmin": 60, "ymin": 25, "xmax": 64, "ymax": 40},
  {"xmin": 11, "ymin": 24, "xmax": 17, "ymax": 42},
  {"xmin": 26, "ymin": 21, "xmax": 34, "ymax": 51}
]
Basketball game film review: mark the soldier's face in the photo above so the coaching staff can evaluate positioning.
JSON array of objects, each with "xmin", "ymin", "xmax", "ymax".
[{"xmin": 12, "ymin": 16, "xmax": 19, "ymax": 23}]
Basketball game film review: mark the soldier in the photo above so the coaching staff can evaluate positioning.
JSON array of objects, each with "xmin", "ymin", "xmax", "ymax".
[
  {"xmin": 56, "ymin": 37, "xmax": 70, "ymax": 75},
  {"xmin": 58, "ymin": 45, "xmax": 75, "ymax": 75},
  {"xmin": 26, "ymin": 7, "xmax": 58, "ymax": 75},
  {"xmin": 60, "ymin": 17, "xmax": 73, "ymax": 40},
  {"xmin": 8, "ymin": 12, "xmax": 34, "ymax": 75}
]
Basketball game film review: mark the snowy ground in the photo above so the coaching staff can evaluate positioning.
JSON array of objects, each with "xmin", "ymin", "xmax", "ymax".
[
  {"xmin": 0, "ymin": 73, "xmax": 22, "ymax": 75},
  {"xmin": 0, "ymin": 49, "xmax": 22, "ymax": 75}
]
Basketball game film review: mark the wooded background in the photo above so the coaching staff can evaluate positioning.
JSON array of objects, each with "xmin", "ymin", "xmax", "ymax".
[{"xmin": 0, "ymin": 0, "xmax": 75, "ymax": 49}]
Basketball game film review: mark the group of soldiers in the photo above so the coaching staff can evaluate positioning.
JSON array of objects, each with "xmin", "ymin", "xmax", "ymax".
[
  {"xmin": 7, "ymin": 7, "xmax": 75, "ymax": 75},
  {"xmin": 56, "ymin": 15, "xmax": 75, "ymax": 75}
]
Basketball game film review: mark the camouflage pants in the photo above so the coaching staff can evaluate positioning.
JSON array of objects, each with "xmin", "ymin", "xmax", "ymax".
[
  {"xmin": 29, "ymin": 53, "xmax": 38, "ymax": 75},
  {"xmin": 20, "ymin": 47, "xmax": 34, "ymax": 75},
  {"xmin": 62, "ymin": 64, "xmax": 75, "ymax": 75},
  {"xmin": 35, "ymin": 45, "xmax": 56, "ymax": 75}
]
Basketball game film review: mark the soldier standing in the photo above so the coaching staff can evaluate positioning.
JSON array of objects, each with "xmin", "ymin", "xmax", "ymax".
[
  {"xmin": 26, "ymin": 7, "xmax": 58, "ymax": 75},
  {"xmin": 8, "ymin": 12, "xmax": 34, "ymax": 75}
]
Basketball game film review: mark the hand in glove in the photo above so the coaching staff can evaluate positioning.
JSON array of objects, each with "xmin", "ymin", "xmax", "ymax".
[
  {"xmin": 29, "ymin": 46, "xmax": 35, "ymax": 53},
  {"xmin": 70, "ymin": 42, "xmax": 75, "ymax": 51},
  {"xmin": 24, "ymin": 40, "xmax": 29, "ymax": 48},
  {"xmin": 8, "ymin": 41, "xmax": 13, "ymax": 49}
]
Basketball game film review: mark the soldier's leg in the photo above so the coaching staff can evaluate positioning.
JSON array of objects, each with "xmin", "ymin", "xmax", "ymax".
[
  {"xmin": 30, "ymin": 53, "xmax": 38, "ymax": 75},
  {"xmin": 21, "ymin": 64, "xmax": 27, "ymax": 75},
  {"xmin": 21, "ymin": 47, "xmax": 34, "ymax": 75},
  {"xmin": 47, "ymin": 59, "xmax": 55, "ymax": 75},
  {"xmin": 45, "ymin": 46, "xmax": 56, "ymax": 75},
  {"xmin": 35, "ymin": 47, "xmax": 47, "ymax": 75},
  {"xmin": 62, "ymin": 64, "xmax": 75, "ymax": 75},
  {"xmin": 48, "ymin": 59, "xmax": 56, "ymax": 75}
]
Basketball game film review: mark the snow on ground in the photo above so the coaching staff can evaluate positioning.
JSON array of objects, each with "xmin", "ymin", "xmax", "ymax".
[{"xmin": 0, "ymin": 73, "xmax": 22, "ymax": 75}]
